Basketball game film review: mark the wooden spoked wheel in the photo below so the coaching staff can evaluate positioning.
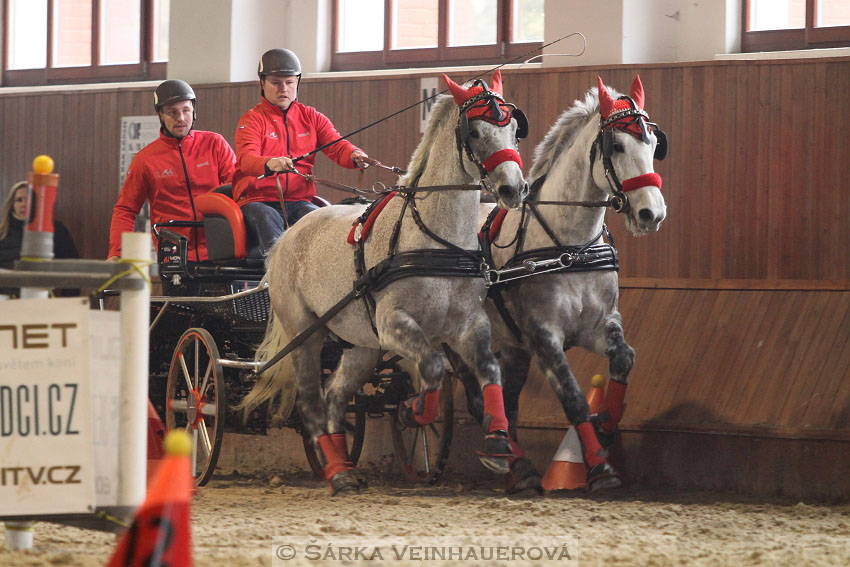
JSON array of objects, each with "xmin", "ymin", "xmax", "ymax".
[
  {"xmin": 390, "ymin": 374, "xmax": 454, "ymax": 484},
  {"xmin": 165, "ymin": 328, "xmax": 225, "ymax": 486}
]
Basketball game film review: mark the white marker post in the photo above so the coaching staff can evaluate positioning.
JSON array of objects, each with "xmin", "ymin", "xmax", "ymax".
[
  {"xmin": 19, "ymin": 155, "xmax": 57, "ymax": 299},
  {"xmin": 116, "ymin": 232, "xmax": 151, "ymax": 510},
  {"xmin": 4, "ymin": 155, "xmax": 57, "ymax": 549}
]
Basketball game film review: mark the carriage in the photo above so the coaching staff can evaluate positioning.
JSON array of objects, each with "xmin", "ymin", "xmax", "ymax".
[
  {"xmin": 145, "ymin": 185, "xmax": 455, "ymax": 487},
  {"xmin": 144, "ymin": 72, "xmax": 665, "ymax": 495}
]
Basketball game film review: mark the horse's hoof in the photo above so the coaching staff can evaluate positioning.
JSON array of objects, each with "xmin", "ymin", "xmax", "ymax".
[
  {"xmin": 507, "ymin": 457, "xmax": 542, "ymax": 496},
  {"xmin": 329, "ymin": 470, "xmax": 361, "ymax": 496},
  {"xmin": 586, "ymin": 463, "xmax": 622, "ymax": 492},
  {"xmin": 476, "ymin": 433, "xmax": 513, "ymax": 475},
  {"xmin": 352, "ymin": 469, "xmax": 369, "ymax": 489}
]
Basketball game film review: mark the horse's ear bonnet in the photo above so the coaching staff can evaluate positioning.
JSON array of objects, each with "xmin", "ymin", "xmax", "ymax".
[
  {"xmin": 443, "ymin": 70, "xmax": 528, "ymax": 141},
  {"xmin": 596, "ymin": 75, "xmax": 668, "ymax": 161}
]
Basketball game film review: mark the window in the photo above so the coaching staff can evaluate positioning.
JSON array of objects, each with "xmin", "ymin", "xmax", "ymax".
[
  {"xmin": 2, "ymin": 0, "xmax": 168, "ymax": 86},
  {"xmin": 332, "ymin": 0, "xmax": 543, "ymax": 71},
  {"xmin": 742, "ymin": 0, "xmax": 850, "ymax": 52}
]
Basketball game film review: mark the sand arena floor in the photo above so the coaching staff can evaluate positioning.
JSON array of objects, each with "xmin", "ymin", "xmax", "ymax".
[{"xmin": 2, "ymin": 470, "xmax": 850, "ymax": 567}]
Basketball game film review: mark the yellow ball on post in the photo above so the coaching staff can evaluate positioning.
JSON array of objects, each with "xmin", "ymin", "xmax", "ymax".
[
  {"xmin": 164, "ymin": 429, "xmax": 193, "ymax": 457},
  {"xmin": 32, "ymin": 155, "xmax": 55, "ymax": 175},
  {"xmin": 591, "ymin": 373, "xmax": 607, "ymax": 389}
]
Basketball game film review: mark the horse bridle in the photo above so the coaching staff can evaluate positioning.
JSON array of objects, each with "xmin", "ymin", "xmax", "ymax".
[
  {"xmin": 455, "ymin": 83, "xmax": 528, "ymax": 198},
  {"xmin": 589, "ymin": 97, "xmax": 667, "ymax": 214}
]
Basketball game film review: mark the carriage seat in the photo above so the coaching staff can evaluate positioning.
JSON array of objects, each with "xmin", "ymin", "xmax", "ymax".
[
  {"xmin": 195, "ymin": 184, "xmax": 332, "ymax": 262},
  {"xmin": 195, "ymin": 188, "xmax": 249, "ymax": 261}
]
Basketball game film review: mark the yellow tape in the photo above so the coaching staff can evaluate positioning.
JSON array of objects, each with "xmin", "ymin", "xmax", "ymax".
[
  {"xmin": 4, "ymin": 522, "xmax": 36, "ymax": 532},
  {"xmin": 95, "ymin": 510, "xmax": 130, "ymax": 529},
  {"xmin": 97, "ymin": 258, "xmax": 153, "ymax": 293}
]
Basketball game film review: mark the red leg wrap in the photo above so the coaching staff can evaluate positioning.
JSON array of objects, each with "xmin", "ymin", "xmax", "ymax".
[
  {"xmin": 482, "ymin": 384, "xmax": 509, "ymax": 433},
  {"xmin": 575, "ymin": 422, "xmax": 606, "ymax": 468},
  {"xmin": 599, "ymin": 379, "xmax": 627, "ymax": 432},
  {"xmin": 412, "ymin": 388, "xmax": 441, "ymax": 425},
  {"xmin": 317, "ymin": 434, "xmax": 352, "ymax": 481},
  {"xmin": 330, "ymin": 432, "xmax": 353, "ymax": 467}
]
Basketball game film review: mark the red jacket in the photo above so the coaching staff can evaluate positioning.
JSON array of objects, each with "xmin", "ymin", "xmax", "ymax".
[
  {"xmin": 232, "ymin": 98, "xmax": 360, "ymax": 205},
  {"xmin": 109, "ymin": 130, "xmax": 236, "ymax": 261}
]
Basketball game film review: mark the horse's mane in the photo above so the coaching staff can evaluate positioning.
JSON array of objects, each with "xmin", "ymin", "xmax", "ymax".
[
  {"xmin": 528, "ymin": 85, "xmax": 623, "ymax": 180},
  {"xmin": 399, "ymin": 94, "xmax": 456, "ymax": 186}
]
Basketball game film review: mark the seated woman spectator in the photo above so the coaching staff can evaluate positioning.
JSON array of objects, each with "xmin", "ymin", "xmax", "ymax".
[{"xmin": 0, "ymin": 181, "xmax": 80, "ymax": 297}]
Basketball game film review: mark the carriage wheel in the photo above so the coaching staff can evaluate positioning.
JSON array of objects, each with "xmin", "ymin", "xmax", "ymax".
[
  {"xmin": 165, "ymin": 328, "xmax": 225, "ymax": 486},
  {"xmin": 302, "ymin": 410, "xmax": 366, "ymax": 478},
  {"xmin": 390, "ymin": 374, "xmax": 454, "ymax": 484}
]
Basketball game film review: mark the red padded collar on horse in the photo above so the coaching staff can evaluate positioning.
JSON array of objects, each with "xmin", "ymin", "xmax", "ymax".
[{"xmin": 347, "ymin": 191, "xmax": 398, "ymax": 245}]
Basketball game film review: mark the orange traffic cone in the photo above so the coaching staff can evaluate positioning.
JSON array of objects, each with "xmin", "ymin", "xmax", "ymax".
[
  {"xmin": 108, "ymin": 430, "xmax": 194, "ymax": 567},
  {"xmin": 541, "ymin": 374, "xmax": 607, "ymax": 491},
  {"xmin": 147, "ymin": 400, "xmax": 166, "ymax": 485}
]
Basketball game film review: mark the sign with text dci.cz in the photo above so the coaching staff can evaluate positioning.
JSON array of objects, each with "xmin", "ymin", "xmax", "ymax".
[{"xmin": 0, "ymin": 298, "xmax": 121, "ymax": 516}]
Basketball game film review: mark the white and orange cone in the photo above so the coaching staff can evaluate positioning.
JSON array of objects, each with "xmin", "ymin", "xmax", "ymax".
[
  {"xmin": 108, "ymin": 429, "xmax": 194, "ymax": 567},
  {"xmin": 541, "ymin": 374, "xmax": 607, "ymax": 491}
]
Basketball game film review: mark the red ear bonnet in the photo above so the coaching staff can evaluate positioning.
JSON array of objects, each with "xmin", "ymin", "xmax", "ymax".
[
  {"xmin": 630, "ymin": 75, "xmax": 645, "ymax": 110},
  {"xmin": 443, "ymin": 73, "xmax": 471, "ymax": 106},
  {"xmin": 442, "ymin": 70, "xmax": 513, "ymax": 127},
  {"xmin": 597, "ymin": 76, "xmax": 616, "ymax": 119},
  {"xmin": 489, "ymin": 69, "xmax": 503, "ymax": 96}
]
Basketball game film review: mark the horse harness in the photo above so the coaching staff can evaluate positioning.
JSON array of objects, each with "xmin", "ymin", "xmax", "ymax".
[
  {"xmin": 478, "ymin": 95, "xmax": 668, "ymax": 342},
  {"xmin": 255, "ymin": 87, "xmax": 527, "ymax": 375},
  {"xmin": 479, "ymin": 190, "xmax": 620, "ymax": 342}
]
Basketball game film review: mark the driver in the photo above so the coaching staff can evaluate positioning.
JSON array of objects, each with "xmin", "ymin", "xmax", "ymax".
[
  {"xmin": 108, "ymin": 80, "xmax": 236, "ymax": 273},
  {"xmin": 231, "ymin": 48, "xmax": 369, "ymax": 257}
]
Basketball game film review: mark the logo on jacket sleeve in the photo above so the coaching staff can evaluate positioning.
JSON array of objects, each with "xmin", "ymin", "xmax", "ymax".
[
  {"xmin": 267, "ymin": 131, "xmax": 279, "ymax": 139},
  {"xmin": 158, "ymin": 168, "xmax": 175, "ymax": 177}
]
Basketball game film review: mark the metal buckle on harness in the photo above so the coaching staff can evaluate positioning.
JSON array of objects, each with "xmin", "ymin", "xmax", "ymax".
[
  {"xmin": 610, "ymin": 195, "xmax": 626, "ymax": 213},
  {"xmin": 558, "ymin": 252, "xmax": 576, "ymax": 268},
  {"xmin": 353, "ymin": 223, "xmax": 363, "ymax": 242}
]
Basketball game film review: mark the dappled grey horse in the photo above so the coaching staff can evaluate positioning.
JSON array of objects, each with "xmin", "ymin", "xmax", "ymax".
[
  {"xmin": 241, "ymin": 70, "xmax": 531, "ymax": 494},
  {"xmin": 467, "ymin": 76, "xmax": 668, "ymax": 491}
]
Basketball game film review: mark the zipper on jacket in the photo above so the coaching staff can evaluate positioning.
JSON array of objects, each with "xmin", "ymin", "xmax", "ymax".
[
  {"xmin": 177, "ymin": 138, "xmax": 201, "ymax": 264},
  {"xmin": 282, "ymin": 108, "xmax": 291, "ymax": 204}
]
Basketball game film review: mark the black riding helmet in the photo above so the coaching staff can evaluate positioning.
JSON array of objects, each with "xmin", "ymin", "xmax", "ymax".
[
  {"xmin": 154, "ymin": 80, "xmax": 196, "ymax": 136},
  {"xmin": 154, "ymin": 79, "xmax": 196, "ymax": 112},
  {"xmin": 258, "ymin": 48, "xmax": 302, "ymax": 99}
]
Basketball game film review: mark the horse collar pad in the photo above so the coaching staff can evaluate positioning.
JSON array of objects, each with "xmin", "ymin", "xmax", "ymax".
[{"xmin": 347, "ymin": 191, "xmax": 399, "ymax": 245}]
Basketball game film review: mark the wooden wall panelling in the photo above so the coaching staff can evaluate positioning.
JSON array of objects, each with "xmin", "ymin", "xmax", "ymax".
[
  {"xmin": 1, "ymin": 58, "xmax": 849, "ymax": 276},
  {"xmin": 776, "ymin": 292, "xmax": 839, "ymax": 426},
  {"xmin": 824, "ymin": 308, "xmax": 850, "ymax": 429}
]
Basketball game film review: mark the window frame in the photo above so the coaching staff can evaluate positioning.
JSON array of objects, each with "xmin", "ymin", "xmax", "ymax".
[
  {"xmin": 741, "ymin": 0, "xmax": 850, "ymax": 52},
  {"xmin": 331, "ymin": 0, "xmax": 542, "ymax": 71},
  {"xmin": 2, "ymin": 0, "xmax": 166, "ymax": 87}
]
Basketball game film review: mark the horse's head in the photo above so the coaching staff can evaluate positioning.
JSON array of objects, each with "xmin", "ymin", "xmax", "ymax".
[
  {"xmin": 592, "ymin": 75, "xmax": 667, "ymax": 235},
  {"xmin": 443, "ymin": 70, "xmax": 528, "ymax": 209}
]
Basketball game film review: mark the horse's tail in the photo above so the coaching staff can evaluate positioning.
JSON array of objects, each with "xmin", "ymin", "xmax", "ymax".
[{"xmin": 238, "ymin": 309, "xmax": 297, "ymax": 424}]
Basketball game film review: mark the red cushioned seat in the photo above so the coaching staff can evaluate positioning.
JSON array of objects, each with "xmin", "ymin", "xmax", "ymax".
[{"xmin": 195, "ymin": 192, "xmax": 248, "ymax": 260}]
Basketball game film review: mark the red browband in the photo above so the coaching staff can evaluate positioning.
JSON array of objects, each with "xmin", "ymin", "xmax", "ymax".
[
  {"xmin": 622, "ymin": 172, "xmax": 662, "ymax": 192},
  {"xmin": 481, "ymin": 148, "xmax": 522, "ymax": 173}
]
